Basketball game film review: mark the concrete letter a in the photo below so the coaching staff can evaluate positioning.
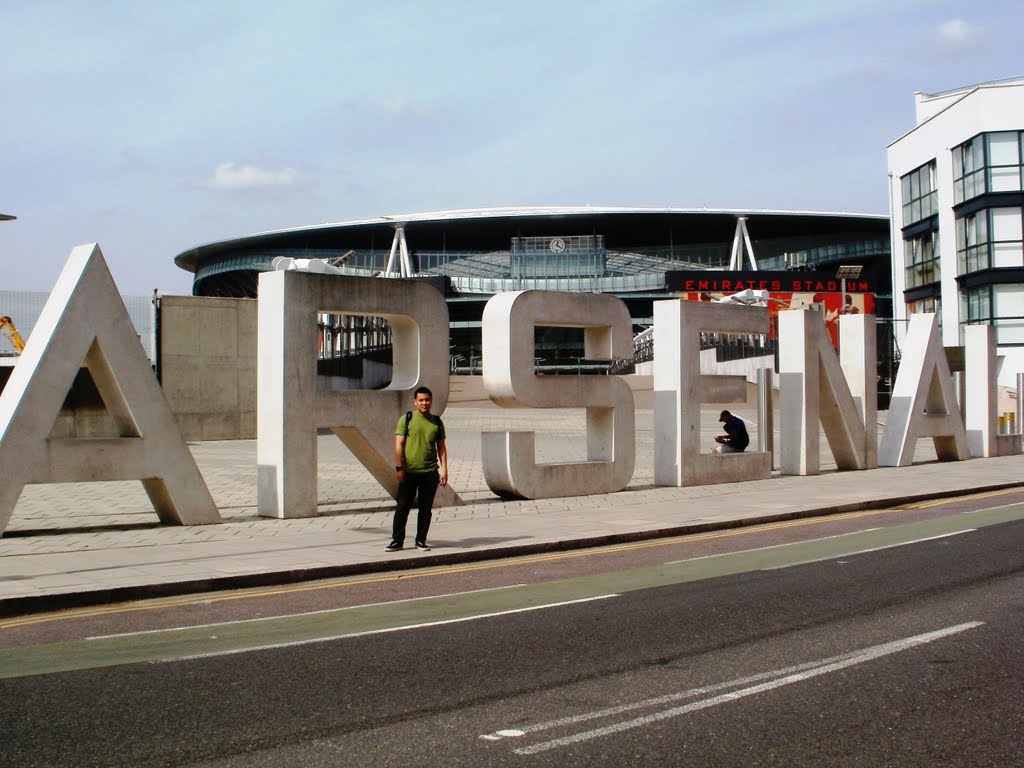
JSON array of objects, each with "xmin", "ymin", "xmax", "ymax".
[
  {"xmin": 0, "ymin": 244, "xmax": 221, "ymax": 534},
  {"xmin": 879, "ymin": 313, "xmax": 969, "ymax": 466}
]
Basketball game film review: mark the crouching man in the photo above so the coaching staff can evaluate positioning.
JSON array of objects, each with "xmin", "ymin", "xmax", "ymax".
[{"xmin": 712, "ymin": 409, "xmax": 750, "ymax": 454}]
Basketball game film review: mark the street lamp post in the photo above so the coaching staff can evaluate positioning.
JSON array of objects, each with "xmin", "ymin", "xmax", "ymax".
[{"xmin": 836, "ymin": 265, "xmax": 863, "ymax": 312}]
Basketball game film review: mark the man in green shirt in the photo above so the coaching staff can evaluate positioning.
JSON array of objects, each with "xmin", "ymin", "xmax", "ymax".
[{"xmin": 387, "ymin": 386, "xmax": 448, "ymax": 551}]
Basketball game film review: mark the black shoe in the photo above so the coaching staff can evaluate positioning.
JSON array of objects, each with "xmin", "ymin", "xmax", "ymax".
[
  {"xmin": 415, "ymin": 541, "xmax": 430, "ymax": 551},
  {"xmin": 385, "ymin": 541, "xmax": 403, "ymax": 552}
]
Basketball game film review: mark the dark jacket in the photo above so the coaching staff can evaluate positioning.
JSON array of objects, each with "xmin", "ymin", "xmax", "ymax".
[{"xmin": 722, "ymin": 415, "xmax": 750, "ymax": 451}]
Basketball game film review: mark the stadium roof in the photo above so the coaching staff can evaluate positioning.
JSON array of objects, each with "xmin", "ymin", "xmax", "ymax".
[{"xmin": 175, "ymin": 206, "xmax": 888, "ymax": 274}]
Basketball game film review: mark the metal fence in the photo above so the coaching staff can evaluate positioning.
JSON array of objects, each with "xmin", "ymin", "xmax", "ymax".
[{"xmin": 0, "ymin": 289, "xmax": 154, "ymax": 359}]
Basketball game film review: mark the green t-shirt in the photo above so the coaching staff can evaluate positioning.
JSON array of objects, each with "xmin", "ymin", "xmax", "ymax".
[{"xmin": 396, "ymin": 412, "xmax": 445, "ymax": 473}]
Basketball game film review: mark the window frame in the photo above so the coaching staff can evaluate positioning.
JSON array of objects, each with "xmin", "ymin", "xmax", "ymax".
[
  {"xmin": 900, "ymin": 161, "xmax": 937, "ymax": 225},
  {"xmin": 954, "ymin": 131, "xmax": 1024, "ymax": 204}
]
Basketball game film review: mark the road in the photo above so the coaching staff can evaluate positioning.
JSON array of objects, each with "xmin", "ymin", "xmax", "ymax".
[{"xmin": 1, "ymin": 493, "xmax": 1022, "ymax": 767}]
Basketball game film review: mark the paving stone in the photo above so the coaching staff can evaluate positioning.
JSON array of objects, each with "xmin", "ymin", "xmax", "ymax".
[{"xmin": 0, "ymin": 405, "xmax": 1007, "ymax": 608}]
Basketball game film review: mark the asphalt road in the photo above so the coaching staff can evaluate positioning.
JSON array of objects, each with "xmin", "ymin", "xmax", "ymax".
[{"xmin": 1, "ymin": 504, "xmax": 1022, "ymax": 767}]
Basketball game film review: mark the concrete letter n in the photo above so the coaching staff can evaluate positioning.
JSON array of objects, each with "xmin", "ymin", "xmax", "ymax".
[
  {"xmin": 653, "ymin": 300, "xmax": 771, "ymax": 486},
  {"xmin": 777, "ymin": 309, "xmax": 878, "ymax": 475},
  {"xmin": 480, "ymin": 290, "xmax": 635, "ymax": 499},
  {"xmin": 256, "ymin": 270, "xmax": 459, "ymax": 518}
]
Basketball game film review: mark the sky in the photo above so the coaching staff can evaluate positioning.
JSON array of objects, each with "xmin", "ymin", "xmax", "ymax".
[{"xmin": 2, "ymin": 0, "xmax": 1023, "ymax": 297}]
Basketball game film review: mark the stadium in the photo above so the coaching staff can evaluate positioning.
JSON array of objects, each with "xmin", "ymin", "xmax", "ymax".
[{"xmin": 173, "ymin": 206, "xmax": 893, "ymax": 387}]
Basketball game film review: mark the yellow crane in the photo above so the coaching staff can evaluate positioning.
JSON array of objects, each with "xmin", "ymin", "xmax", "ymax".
[{"xmin": 0, "ymin": 315, "xmax": 27, "ymax": 353}]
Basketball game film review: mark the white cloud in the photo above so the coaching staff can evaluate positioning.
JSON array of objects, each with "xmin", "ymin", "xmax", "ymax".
[
  {"xmin": 379, "ymin": 96, "xmax": 425, "ymax": 120},
  {"xmin": 935, "ymin": 18, "xmax": 982, "ymax": 50},
  {"xmin": 206, "ymin": 162, "xmax": 299, "ymax": 190}
]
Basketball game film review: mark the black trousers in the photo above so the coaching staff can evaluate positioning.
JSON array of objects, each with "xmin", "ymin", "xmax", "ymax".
[{"xmin": 391, "ymin": 471, "xmax": 440, "ymax": 544}]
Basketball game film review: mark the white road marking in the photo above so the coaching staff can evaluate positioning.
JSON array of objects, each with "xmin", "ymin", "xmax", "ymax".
[
  {"xmin": 664, "ymin": 529, "xmax": 881, "ymax": 565},
  {"xmin": 489, "ymin": 621, "xmax": 983, "ymax": 755},
  {"xmin": 157, "ymin": 594, "xmax": 619, "ymax": 663},
  {"xmin": 482, "ymin": 729, "xmax": 526, "ymax": 740},
  {"xmin": 479, "ymin": 655, "xmax": 844, "ymax": 742},
  {"xmin": 761, "ymin": 529, "xmax": 976, "ymax": 571},
  {"xmin": 85, "ymin": 583, "xmax": 530, "ymax": 641},
  {"xmin": 962, "ymin": 500, "xmax": 1023, "ymax": 514}
]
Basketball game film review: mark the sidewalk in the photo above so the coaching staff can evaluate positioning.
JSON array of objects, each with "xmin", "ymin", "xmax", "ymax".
[{"xmin": 2, "ymin": 404, "xmax": 1022, "ymax": 616}]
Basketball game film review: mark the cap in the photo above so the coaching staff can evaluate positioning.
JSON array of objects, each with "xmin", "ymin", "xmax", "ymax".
[{"xmin": 719, "ymin": 410, "xmax": 731, "ymax": 421}]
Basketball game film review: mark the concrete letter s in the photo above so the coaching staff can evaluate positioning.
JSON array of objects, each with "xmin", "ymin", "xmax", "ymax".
[{"xmin": 480, "ymin": 290, "xmax": 635, "ymax": 499}]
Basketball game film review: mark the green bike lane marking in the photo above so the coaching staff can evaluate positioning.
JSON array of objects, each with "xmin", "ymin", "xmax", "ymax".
[{"xmin": 2, "ymin": 503, "xmax": 1021, "ymax": 679}]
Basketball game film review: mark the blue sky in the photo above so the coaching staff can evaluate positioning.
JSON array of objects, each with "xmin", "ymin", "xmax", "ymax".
[{"xmin": 2, "ymin": 0, "xmax": 1022, "ymax": 296}]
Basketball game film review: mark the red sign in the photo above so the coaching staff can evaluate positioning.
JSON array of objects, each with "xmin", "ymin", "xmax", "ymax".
[{"xmin": 681, "ymin": 290, "xmax": 876, "ymax": 348}]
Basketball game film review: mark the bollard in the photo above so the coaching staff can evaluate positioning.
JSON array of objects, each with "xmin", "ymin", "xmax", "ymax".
[
  {"xmin": 757, "ymin": 367, "xmax": 774, "ymax": 462},
  {"xmin": 1017, "ymin": 373, "xmax": 1024, "ymax": 435}
]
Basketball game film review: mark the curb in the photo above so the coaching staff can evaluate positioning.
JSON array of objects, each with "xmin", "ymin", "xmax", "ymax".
[{"xmin": 1, "ymin": 481, "xmax": 1021, "ymax": 618}]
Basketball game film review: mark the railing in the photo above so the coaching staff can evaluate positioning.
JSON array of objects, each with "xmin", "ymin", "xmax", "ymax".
[
  {"xmin": 447, "ymin": 272, "xmax": 667, "ymax": 294},
  {"xmin": 609, "ymin": 324, "xmax": 774, "ymax": 375}
]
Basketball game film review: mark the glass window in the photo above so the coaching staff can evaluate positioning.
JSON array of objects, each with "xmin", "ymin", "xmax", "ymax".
[
  {"xmin": 955, "ymin": 131, "xmax": 1024, "ymax": 203},
  {"xmin": 904, "ymin": 231, "xmax": 939, "ymax": 288},
  {"xmin": 909, "ymin": 296, "xmax": 939, "ymax": 314},
  {"xmin": 957, "ymin": 208, "xmax": 1024, "ymax": 273},
  {"xmin": 960, "ymin": 283, "xmax": 1024, "ymax": 345},
  {"xmin": 960, "ymin": 286, "xmax": 990, "ymax": 341},
  {"xmin": 992, "ymin": 208, "xmax": 1024, "ymax": 267},
  {"xmin": 989, "ymin": 132, "xmax": 1020, "ymax": 165},
  {"xmin": 957, "ymin": 213, "xmax": 981, "ymax": 274},
  {"xmin": 909, "ymin": 296, "xmax": 942, "ymax": 335},
  {"xmin": 989, "ymin": 132, "xmax": 1022, "ymax": 192},
  {"xmin": 995, "ymin": 285, "xmax": 1024, "ymax": 344},
  {"xmin": 901, "ymin": 161, "xmax": 937, "ymax": 225}
]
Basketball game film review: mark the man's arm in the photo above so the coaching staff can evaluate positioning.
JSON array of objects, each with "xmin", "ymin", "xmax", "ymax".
[
  {"xmin": 394, "ymin": 434, "xmax": 406, "ymax": 478},
  {"xmin": 437, "ymin": 439, "xmax": 448, "ymax": 486}
]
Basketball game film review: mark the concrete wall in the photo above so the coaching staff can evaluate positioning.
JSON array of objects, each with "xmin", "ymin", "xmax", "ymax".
[
  {"xmin": 2, "ymin": 294, "xmax": 258, "ymax": 441},
  {"xmin": 2, "ymin": 360, "xmax": 120, "ymax": 438},
  {"xmin": 159, "ymin": 295, "xmax": 396, "ymax": 440},
  {"xmin": 3, "ymin": 295, "xmax": 396, "ymax": 442},
  {"xmin": 159, "ymin": 296, "xmax": 257, "ymax": 441}
]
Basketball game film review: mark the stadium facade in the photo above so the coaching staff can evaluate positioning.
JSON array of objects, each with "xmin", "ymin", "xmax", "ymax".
[{"xmin": 173, "ymin": 207, "xmax": 893, "ymax": 387}]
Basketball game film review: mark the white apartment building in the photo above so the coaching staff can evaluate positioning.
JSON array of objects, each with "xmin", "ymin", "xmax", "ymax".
[{"xmin": 889, "ymin": 77, "xmax": 1024, "ymax": 386}]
